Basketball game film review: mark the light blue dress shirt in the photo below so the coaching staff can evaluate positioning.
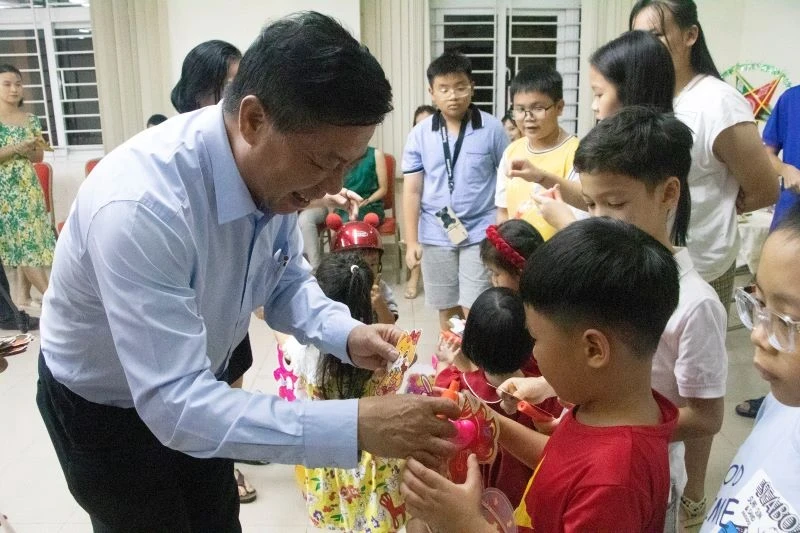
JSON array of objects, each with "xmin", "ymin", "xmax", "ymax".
[{"xmin": 40, "ymin": 104, "xmax": 361, "ymax": 468}]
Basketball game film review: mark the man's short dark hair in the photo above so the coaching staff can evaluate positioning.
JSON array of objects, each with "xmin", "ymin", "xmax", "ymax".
[
  {"xmin": 509, "ymin": 65, "xmax": 563, "ymax": 102},
  {"xmin": 520, "ymin": 217, "xmax": 679, "ymax": 357},
  {"xmin": 461, "ymin": 287, "xmax": 533, "ymax": 375},
  {"xmin": 573, "ymin": 105, "xmax": 694, "ymax": 247},
  {"xmin": 426, "ymin": 52, "xmax": 473, "ymax": 85},
  {"xmin": 223, "ymin": 11, "xmax": 392, "ymax": 132}
]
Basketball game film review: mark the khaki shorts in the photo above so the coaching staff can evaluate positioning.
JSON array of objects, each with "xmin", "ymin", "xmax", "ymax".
[{"xmin": 420, "ymin": 243, "xmax": 490, "ymax": 310}]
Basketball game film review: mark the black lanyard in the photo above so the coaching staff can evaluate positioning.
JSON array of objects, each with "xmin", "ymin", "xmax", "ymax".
[{"xmin": 439, "ymin": 112, "xmax": 469, "ymax": 195}]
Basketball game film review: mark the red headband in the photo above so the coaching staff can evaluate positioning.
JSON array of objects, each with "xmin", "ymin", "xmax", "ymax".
[{"xmin": 486, "ymin": 225, "xmax": 526, "ymax": 271}]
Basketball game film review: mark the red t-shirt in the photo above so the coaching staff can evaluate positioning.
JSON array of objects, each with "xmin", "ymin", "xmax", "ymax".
[
  {"xmin": 514, "ymin": 391, "xmax": 678, "ymax": 533},
  {"xmin": 434, "ymin": 357, "xmax": 560, "ymax": 507}
]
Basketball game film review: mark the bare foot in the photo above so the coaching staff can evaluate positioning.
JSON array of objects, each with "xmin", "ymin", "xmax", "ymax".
[{"xmin": 404, "ymin": 265, "xmax": 421, "ymax": 299}]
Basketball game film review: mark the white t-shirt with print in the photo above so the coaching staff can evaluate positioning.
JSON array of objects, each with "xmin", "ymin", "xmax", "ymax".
[
  {"xmin": 652, "ymin": 248, "xmax": 728, "ymax": 506},
  {"xmin": 675, "ymin": 74, "xmax": 755, "ymax": 281},
  {"xmin": 700, "ymin": 394, "xmax": 800, "ymax": 532}
]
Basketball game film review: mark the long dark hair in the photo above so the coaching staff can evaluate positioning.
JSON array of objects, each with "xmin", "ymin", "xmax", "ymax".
[
  {"xmin": 315, "ymin": 252, "xmax": 375, "ymax": 400},
  {"xmin": 629, "ymin": 0, "xmax": 721, "ymax": 79},
  {"xmin": 0, "ymin": 64, "xmax": 24, "ymax": 107},
  {"xmin": 590, "ymin": 31, "xmax": 674, "ymax": 113},
  {"xmin": 171, "ymin": 40, "xmax": 241, "ymax": 113}
]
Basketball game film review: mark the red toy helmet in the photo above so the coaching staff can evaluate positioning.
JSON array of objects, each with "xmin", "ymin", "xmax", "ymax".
[{"xmin": 326, "ymin": 213, "xmax": 383, "ymax": 255}]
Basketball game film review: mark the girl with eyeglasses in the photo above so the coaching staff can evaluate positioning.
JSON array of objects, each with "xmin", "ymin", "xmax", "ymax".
[{"xmin": 699, "ymin": 203, "xmax": 800, "ymax": 532}]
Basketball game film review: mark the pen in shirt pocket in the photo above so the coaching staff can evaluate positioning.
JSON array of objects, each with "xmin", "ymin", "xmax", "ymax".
[{"xmin": 273, "ymin": 248, "xmax": 289, "ymax": 267}]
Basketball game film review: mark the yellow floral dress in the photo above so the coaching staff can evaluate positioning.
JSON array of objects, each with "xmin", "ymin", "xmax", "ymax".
[
  {"xmin": 290, "ymin": 345, "xmax": 408, "ymax": 533},
  {"xmin": 0, "ymin": 115, "xmax": 55, "ymax": 267}
]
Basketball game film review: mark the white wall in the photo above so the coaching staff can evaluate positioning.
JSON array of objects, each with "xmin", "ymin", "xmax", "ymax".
[
  {"xmin": 698, "ymin": 0, "xmax": 798, "ymax": 90},
  {"xmin": 165, "ymin": 0, "xmax": 361, "ymax": 89}
]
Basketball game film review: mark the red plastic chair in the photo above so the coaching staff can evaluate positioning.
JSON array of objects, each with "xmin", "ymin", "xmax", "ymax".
[
  {"xmin": 377, "ymin": 153, "xmax": 403, "ymax": 282},
  {"xmin": 33, "ymin": 161, "xmax": 56, "ymax": 235},
  {"xmin": 85, "ymin": 157, "xmax": 101, "ymax": 177}
]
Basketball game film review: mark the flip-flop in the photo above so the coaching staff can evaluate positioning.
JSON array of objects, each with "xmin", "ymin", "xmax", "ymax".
[
  {"xmin": 735, "ymin": 396, "xmax": 764, "ymax": 418},
  {"xmin": 234, "ymin": 468, "xmax": 257, "ymax": 503}
]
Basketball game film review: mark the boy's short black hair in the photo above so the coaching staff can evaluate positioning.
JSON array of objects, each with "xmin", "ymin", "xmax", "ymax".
[
  {"xmin": 480, "ymin": 219, "xmax": 544, "ymax": 275},
  {"xmin": 509, "ymin": 65, "xmax": 563, "ymax": 102},
  {"xmin": 520, "ymin": 217, "xmax": 679, "ymax": 357},
  {"xmin": 461, "ymin": 287, "xmax": 533, "ymax": 374},
  {"xmin": 574, "ymin": 105, "xmax": 694, "ymax": 247},
  {"xmin": 426, "ymin": 52, "xmax": 473, "ymax": 86},
  {"xmin": 223, "ymin": 11, "xmax": 392, "ymax": 132}
]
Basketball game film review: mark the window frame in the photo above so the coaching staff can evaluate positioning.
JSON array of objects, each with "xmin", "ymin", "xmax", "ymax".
[
  {"xmin": 431, "ymin": 0, "xmax": 581, "ymax": 134},
  {"xmin": 0, "ymin": 2, "xmax": 102, "ymax": 151}
]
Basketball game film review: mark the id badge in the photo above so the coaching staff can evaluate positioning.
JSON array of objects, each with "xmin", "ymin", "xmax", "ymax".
[{"xmin": 435, "ymin": 206, "xmax": 468, "ymax": 245}]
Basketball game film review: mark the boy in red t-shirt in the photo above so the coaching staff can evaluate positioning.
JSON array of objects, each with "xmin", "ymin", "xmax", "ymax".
[{"xmin": 401, "ymin": 217, "xmax": 680, "ymax": 532}]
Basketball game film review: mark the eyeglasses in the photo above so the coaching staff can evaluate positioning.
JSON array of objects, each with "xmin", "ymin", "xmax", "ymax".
[
  {"xmin": 735, "ymin": 286, "xmax": 800, "ymax": 353},
  {"xmin": 511, "ymin": 104, "xmax": 555, "ymax": 119},
  {"xmin": 434, "ymin": 86, "xmax": 472, "ymax": 98}
]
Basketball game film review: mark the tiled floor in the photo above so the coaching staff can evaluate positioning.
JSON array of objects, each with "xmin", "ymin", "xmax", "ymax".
[{"xmin": 0, "ymin": 265, "xmax": 766, "ymax": 532}]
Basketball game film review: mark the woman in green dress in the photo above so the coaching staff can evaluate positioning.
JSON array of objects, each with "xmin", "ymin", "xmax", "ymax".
[
  {"xmin": 334, "ymin": 146, "xmax": 388, "ymax": 222},
  {"xmin": 0, "ymin": 64, "xmax": 55, "ymax": 299}
]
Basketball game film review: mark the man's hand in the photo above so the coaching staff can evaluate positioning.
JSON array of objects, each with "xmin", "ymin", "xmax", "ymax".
[
  {"xmin": 401, "ymin": 455, "xmax": 491, "ymax": 532},
  {"xmin": 359, "ymin": 395, "xmax": 460, "ymax": 468},
  {"xmin": 321, "ymin": 188, "xmax": 362, "ymax": 219},
  {"xmin": 405, "ymin": 241, "xmax": 422, "ymax": 270},
  {"xmin": 346, "ymin": 323, "xmax": 402, "ymax": 370}
]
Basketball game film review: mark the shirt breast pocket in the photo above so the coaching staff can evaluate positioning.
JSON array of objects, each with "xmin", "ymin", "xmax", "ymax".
[
  {"xmin": 463, "ymin": 149, "xmax": 495, "ymax": 187},
  {"xmin": 246, "ymin": 250, "xmax": 288, "ymax": 314}
]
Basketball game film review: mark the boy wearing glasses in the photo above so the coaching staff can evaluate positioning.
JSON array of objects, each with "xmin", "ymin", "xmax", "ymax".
[
  {"xmin": 495, "ymin": 66, "xmax": 578, "ymax": 239},
  {"xmin": 700, "ymin": 204, "xmax": 800, "ymax": 532},
  {"xmin": 402, "ymin": 52, "xmax": 507, "ymax": 331}
]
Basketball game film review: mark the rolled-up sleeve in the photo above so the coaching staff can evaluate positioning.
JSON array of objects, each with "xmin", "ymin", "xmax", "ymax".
[{"xmin": 85, "ymin": 201, "xmax": 359, "ymax": 468}]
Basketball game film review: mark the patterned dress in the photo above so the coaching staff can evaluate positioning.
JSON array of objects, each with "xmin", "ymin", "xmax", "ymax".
[
  {"xmin": 287, "ymin": 344, "xmax": 408, "ymax": 532},
  {"xmin": 0, "ymin": 115, "xmax": 55, "ymax": 267}
]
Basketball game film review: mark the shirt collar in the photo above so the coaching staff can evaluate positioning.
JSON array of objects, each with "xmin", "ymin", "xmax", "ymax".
[
  {"xmin": 431, "ymin": 104, "xmax": 483, "ymax": 132},
  {"xmin": 201, "ymin": 104, "xmax": 264, "ymax": 225},
  {"xmin": 673, "ymin": 247, "xmax": 694, "ymax": 279}
]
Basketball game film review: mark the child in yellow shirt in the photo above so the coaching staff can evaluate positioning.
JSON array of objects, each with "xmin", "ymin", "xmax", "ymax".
[{"xmin": 495, "ymin": 66, "xmax": 578, "ymax": 239}]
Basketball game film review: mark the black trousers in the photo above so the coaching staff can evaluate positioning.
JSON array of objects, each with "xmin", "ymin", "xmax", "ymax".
[{"xmin": 36, "ymin": 354, "xmax": 241, "ymax": 532}]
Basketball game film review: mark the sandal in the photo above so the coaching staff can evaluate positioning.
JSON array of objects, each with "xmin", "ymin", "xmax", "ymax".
[
  {"xmin": 234, "ymin": 468, "xmax": 257, "ymax": 503},
  {"xmin": 735, "ymin": 396, "xmax": 765, "ymax": 418},
  {"xmin": 680, "ymin": 495, "xmax": 707, "ymax": 528}
]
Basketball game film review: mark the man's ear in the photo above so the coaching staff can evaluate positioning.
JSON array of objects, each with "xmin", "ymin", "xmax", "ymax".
[
  {"xmin": 582, "ymin": 328, "xmax": 611, "ymax": 370},
  {"xmin": 238, "ymin": 95, "xmax": 268, "ymax": 147}
]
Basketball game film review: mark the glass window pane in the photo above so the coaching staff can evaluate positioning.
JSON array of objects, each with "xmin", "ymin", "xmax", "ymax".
[
  {"xmin": 67, "ymin": 131, "xmax": 102, "ymax": 145},
  {"xmin": 63, "ymin": 84, "xmax": 98, "ymax": 100},
  {"xmin": 517, "ymin": 57, "xmax": 556, "ymax": 70},
  {"xmin": 511, "ymin": 40, "xmax": 557, "ymax": 56},
  {"xmin": 472, "ymin": 72, "xmax": 494, "ymax": 87},
  {"xmin": 443, "ymin": 41, "xmax": 494, "ymax": 55}
]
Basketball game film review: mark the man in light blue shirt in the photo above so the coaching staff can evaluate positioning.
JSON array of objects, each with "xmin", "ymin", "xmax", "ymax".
[{"xmin": 36, "ymin": 12, "xmax": 459, "ymax": 531}]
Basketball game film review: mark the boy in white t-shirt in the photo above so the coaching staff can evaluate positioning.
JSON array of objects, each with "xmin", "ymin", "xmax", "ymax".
[{"xmin": 700, "ymin": 204, "xmax": 800, "ymax": 532}]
